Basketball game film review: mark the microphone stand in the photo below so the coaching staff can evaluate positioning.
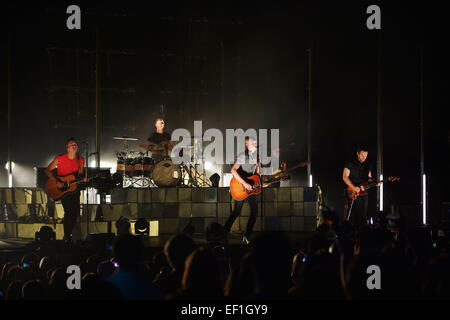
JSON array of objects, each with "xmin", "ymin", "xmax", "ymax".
[
  {"xmin": 86, "ymin": 150, "xmax": 100, "ymax": 237},
  {"xmin": 82, "ymin": 141, "xmax": 97, "ymax": 239},
  {"xmin": 83, "ymin": 141, "xmax": 90, "ymax": 239}
]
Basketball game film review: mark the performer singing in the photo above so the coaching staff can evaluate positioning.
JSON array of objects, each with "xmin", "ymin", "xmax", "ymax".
[
  {"xmin": 45, "ymin": 137, "xmax": 85, "ymax": 243},
  {"xmin": 342, "ymin": 145, "xmax": 381, "ymax": 230},
  {"xmin": 224, "ymin": 136, "xmax": 267, "ymax": 244},
  {"xmin": 141, "ymin": 117, "xmax": 173, "ymax": 162}
]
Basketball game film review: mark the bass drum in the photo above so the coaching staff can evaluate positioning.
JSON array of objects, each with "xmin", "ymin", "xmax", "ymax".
[{"xmin": 152, "ymin": 160, "xmax": 181, "ymax": 187}]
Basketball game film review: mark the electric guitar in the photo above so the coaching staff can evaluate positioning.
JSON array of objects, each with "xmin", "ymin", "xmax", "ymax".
[
  {"xmin": 346, "ymin": 176, "xmax": 400, "ymax": 200},
  {"xmin": 46, "ymin": 173, "xmax": 102, "ymax": 201},
  {"xmin": 229, "ymin": 161, "xmax": 310, "ymax": 201}
]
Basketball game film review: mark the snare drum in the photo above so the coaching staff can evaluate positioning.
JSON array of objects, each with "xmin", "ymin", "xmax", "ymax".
[{"xmin": 152, "ymin": 159, "xmax": 181, "ymax": 187}]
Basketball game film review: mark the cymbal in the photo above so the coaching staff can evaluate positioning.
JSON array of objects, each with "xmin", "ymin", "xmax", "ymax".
[{"xmin": 113, "ymin": 136, "xmax": 138, "ymax": 141}]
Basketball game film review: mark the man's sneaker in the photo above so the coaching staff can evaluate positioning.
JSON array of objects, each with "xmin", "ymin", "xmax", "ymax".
[{"xmin": 242, "ymin": 236, "xmax": 250, "ymax": 245}]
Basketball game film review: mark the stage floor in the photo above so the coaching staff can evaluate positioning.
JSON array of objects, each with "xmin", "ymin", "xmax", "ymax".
[{"xmin": 0, "ymin": 231, "xmax": 314, "ymax": 252}]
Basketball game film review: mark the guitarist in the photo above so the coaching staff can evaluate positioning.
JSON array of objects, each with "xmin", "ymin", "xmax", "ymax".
[
  {"xmin": 224, "ymin": 136, "xmax": 267, "ymax": 245},
  {"xmin": 342, "ymin": 145, "xmax": 381, "ymax": 230},
  {"xmin": 45, "ymin": 137, "xmax": 85, "ymax": 243}
]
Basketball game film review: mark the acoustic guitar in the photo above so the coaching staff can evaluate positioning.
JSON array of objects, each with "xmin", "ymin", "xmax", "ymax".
[
  {"xmin": 46, "ymin": 173, "xmax": 102, "ymax": 201},
  {"xmin": 230, "ymin": 161, "xmax": 309, "ymax": 201}
]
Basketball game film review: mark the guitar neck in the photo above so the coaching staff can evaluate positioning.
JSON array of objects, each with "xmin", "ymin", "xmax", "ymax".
[
  {"xmin": 267, "ymin": 161, "xmax": 308, "ymax": 177},
  {"xmin": 361, "ymin": 180, "xmax": 381, "ymax": 190},
  {"xmin": 66, "ymin": 174, "xmax": 99, "ymax": 186},
  {"xmin": 282, "ymin": 162, "xmax": 307, "ymax": 174}
]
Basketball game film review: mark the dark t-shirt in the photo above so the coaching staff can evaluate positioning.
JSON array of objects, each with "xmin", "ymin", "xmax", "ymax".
[
  {"xmin": 147, "ymin": 132, "xmax": 171, "ymax": 144},
  {"xmin": 344, "ymin": 159, "xmax": 372, "ymax": 186}
]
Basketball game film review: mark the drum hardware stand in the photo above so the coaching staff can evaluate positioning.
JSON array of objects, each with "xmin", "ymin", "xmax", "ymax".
[
  {"xmin": 196, "ymin": 159, "xmax": 212, "ymax": 187},
  {"xmin": 113, "ymin": 136, "xmax": 139, "ymax": 189},
  {"xmin": 181, "ymin": 163, "xmax": 198, "ymax": 187},
  {"xmin": 129, "ymin": 153, "xmax": 152, "ymax": 188},
  {"xmin": 180, "ymin": 162, "xmax": 211, "ymax": 188},
  {"xmin": 180, "ymin": 140, "xmax": 212, "ymax": 188}
]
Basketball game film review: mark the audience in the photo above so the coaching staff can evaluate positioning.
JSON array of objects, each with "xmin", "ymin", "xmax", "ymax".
[
  {"xmin": 250, "ymin": 232, "xmax": 292, "ymax": 299},
  {"xmin": 106, "ymin": 234, "xmax": 163, "ymax": 300},
  {"xmin": 0, "ymin": 221, "xmax": 449, "ymax": 301},
  {"xmin": 169, "ymin": 246, "xmax": 223, "ymax": 300},
  {"xmin": 153, "ymin": 233, "xmax": 197, "ymax": 296}
]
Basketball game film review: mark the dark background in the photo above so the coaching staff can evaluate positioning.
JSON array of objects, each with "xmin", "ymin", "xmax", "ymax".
[{"xmin": 1, "ymin": 1, "xmax": 449, "ymax": 225}]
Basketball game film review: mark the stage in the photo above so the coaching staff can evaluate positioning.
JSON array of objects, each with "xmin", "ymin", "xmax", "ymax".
[{"xmin": 0, "ymin": 186, "xmax": 320, "ymax": 240}]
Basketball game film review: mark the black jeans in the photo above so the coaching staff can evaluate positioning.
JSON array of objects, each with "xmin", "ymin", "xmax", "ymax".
[
  {"xmin": 344, "ymin": 195, "xmax": 368, "ymax": 231},
  {"xmin": 61, "ymin": 191, "xmax": 80, "ymax": 239},
  {"xmin": 224, "ymin": 195, "xmax": 258, "ymax": 238}
]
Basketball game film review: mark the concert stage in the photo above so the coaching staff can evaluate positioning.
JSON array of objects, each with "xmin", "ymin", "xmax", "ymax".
[{"xmin": 0, "ymin": 186, "xmax": 319, "ymax": 240}]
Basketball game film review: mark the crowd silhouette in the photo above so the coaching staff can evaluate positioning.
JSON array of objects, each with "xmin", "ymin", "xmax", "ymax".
[{"xmin": 0, "ymin": 218, "xmax": 449, "ymax": 300}]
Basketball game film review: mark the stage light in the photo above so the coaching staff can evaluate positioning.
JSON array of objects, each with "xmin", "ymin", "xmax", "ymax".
[
  {"xmin": 379, "ymin": 174, "xmax": 383, "ymax": 211},
  {"xmin": 422, "ymin": 174, "xmax": 427, "ymax": 225},
  {"xmin": 309, "ymin": 174, "xmax": 313, "ymax": 187},
  {"xmin": 5, "ymin": 161, "xmax": 15, "ymax": 170},
  {"xmin": 35, "ymin": 226, "xmax": 56, "ymax": 243},
  {"xmin": 134, "ymin": 218, "xmax": 150, "ymax": 237},
  {"xmin": 5, "ymin": 162, "xmax": 14, "ymax": 188},
  {"xmin": 204, "ymin": 161, "xmax": 212, "ymax": 170},
  {"xmin": 209, "ymin": 173, "xmax": 220, "ymax": 187}
]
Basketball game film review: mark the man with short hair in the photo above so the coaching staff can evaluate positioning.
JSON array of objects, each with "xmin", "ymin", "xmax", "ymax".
[
  {"xmin": 45, "ymin": 137, "xmax": 85, "ymax": 242},
  {"xmin": 342, "ymin": 145, "xmax": 381, "ymax": 230},
  {"xmin": 141, "ymin": 117, "xmax": 173, "ymax": 162},
  {"xmin": 224, "ymin": 136, "xmax": 267, "ymax": 244}
]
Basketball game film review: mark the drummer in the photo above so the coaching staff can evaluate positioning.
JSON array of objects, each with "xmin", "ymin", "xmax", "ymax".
[{"xmin": 140, "ymin": 117, "xmax": 173, "ymax": 162}]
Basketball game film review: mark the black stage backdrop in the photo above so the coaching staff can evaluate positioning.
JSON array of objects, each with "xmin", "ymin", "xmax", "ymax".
[{"xmin": 1, "ymin": 0, "xmax": 449, "ymax": 224}]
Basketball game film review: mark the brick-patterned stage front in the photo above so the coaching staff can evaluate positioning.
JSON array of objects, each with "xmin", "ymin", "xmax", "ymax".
[{"xmin": 0, "ymin": 187, "xmax": 319, "ymax": 240}]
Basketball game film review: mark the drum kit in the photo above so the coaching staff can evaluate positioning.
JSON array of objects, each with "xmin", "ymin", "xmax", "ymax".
[{"xmin": 111, "ymin": 136, "xmax": 210, "ymax": 188}]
